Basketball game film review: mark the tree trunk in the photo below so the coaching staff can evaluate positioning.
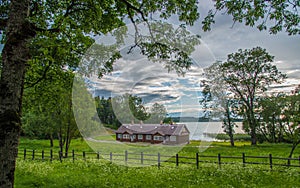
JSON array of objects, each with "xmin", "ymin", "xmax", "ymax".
[
  {"xmin": 229, "ymin": 133, "xmax": 234, "ymax": 147},
  {"xmin": 248, "ymin": 111, "xmax": 257, "ymax": 145},
  {"xmin": 0, "ymin": 1, "xmax": 33, "ymax": 187},
  {"xmin": 250, "ymin": 129, "xmax": 257, "ymax": 145},
  {"xmin": 57, "ymin": 128, "xmax": 64, "ymax": 156},
  {"xmin": 49, "ymin": 134, "xmax": 54, "ymax": 147},
  {"xmin": 225, "ymin": 103, "xmax": 234, "ymax": 147},
  {"xmin": 288, "ymin": 140, "xmax": 300, "ymax": 158}
]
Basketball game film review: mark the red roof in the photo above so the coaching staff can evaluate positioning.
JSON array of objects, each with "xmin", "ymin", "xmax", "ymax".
[{"xmin": 115, "ymin": 124, "xmax": 189, "ymax": 136}]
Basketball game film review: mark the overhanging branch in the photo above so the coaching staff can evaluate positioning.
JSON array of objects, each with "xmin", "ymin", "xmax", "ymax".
[{"xmin": 0, "ymin": 18, "xmax": 7, "ymax": 31}]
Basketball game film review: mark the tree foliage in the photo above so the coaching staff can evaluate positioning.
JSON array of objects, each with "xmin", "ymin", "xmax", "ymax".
[
  {"xmin": 201, "ymin": 62, "xmax": 239, "ymax": 146},
  {"xmin": 0, "ymin": 1, "xmax": 201, "ymax": 186},
  {"xmin": 145, "ymin": 102, "xmax": 167, "ymax": 124},
  {"xmin": 218, "ymin": 47, "xmax": 286, "ymax": 145},
  {"xmin": 22, "ymin": 69, "xmax": 79, "ymax": 157},
  {"xmin": 257, "ymin": 94, "xmax": 286, "ymax": 143},
  {"xmin": 203, "ymin": 0, "xmax": 300, "ymax": 35},
  {"xmin": 257, "ymin": 92, "xmax": 300, "ymax": 157}
]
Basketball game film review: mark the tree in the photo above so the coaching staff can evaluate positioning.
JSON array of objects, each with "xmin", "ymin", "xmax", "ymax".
[
  {"xmin": 0, "ymin": 1, "xmax": 200, "ymax": 186},
  {"xmin": 22, "ymin": 69, "xmax": 79, "ymax": 157},
  {"xmin": 95, "ymin": 96, "xmax": 121, "ymax": 128},
  {"xmin": 201, "ymin": 63, "xmax": 239, "ymax": 147},
  {"xmin": 203, "ymin": 0, "xmax": 300, "ymax": 35},
  {"xmin": 280, "ymin": 94, "xmax": 300, "ymax": 158},
  {"xmin": 111, "ymin": 93, "xmax": 149, "ymax": 124},
  {"xmin": 218, "ymin": 47, "xmax": 286, "ymax": 145},
  {"xmin": 256, "ymin": 94, "xmax": 286, "ymax": 143},
  {"xmin": 145, "ymin": 102, "xmax": 167, "ymax": 124}
]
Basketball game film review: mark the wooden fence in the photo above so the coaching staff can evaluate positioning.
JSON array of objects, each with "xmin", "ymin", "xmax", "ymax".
[{"xmin": 19, "ymin": 149, "xmax": 300, "ymax": 170}]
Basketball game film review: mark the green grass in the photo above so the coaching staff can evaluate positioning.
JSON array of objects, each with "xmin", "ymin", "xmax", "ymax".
[
  {"xmin": 15, "ymin": 159, "xmax": 300, "ymax": 188},
  {"xmin": 16, "ymin": 138, "xmax": 300, "ymax": 187},
  {"xmin": 19, "ymin": 137, "xmax": 300, "ymax": 156},
  {"xmin": 19, "ymin": 137, "xmax": 93, "ymax": 152}
]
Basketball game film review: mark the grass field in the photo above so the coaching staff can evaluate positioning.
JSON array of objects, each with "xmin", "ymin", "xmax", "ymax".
[
  {"xmin": 15, "ymin": 160, "xmax": 300, "ymax": 188},
  {"xmin": 18, "ymin": 137, "xmax": 300, "ymax": 158},
  {"xmin": 15, "ymin": 138, "xmax": 300, "ymax": 187}
]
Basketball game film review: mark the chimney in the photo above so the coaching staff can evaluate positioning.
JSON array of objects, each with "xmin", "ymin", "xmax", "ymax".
[
  {"xmin": 160, "ymin": 120, "xmax": 163, "ymax": 125},
  {"xmin": 140, "ymin": 120, "xmax": 143, "ymax": 124},
  {"xmin": 131, "ymin": 120, "xmax": 134, "ymax": 125}
]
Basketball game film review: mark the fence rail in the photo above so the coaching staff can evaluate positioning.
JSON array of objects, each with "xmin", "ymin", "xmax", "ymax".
[{"xmin": 18, "ymin": 149, "xmax": 300, "ymax": 170}]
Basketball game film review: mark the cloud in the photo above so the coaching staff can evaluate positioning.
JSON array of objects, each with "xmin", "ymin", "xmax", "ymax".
[{"xmin": 80, "ymin": 5, "xmax": 300, "ymax": 118}]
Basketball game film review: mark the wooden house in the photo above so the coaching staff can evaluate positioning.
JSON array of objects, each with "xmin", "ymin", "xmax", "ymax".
[{"xmin": 115, "ymin": 123, "xmax": 190, "ymax": 145}]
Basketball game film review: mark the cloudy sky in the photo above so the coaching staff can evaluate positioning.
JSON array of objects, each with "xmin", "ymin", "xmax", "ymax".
[{"xmin": 81, "ymin": 2, "xmax": 300, "ymax": 118}]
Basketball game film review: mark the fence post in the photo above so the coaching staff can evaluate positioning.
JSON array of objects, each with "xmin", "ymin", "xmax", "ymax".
[
  {"xmin": 42, "ymin": 150, "xmax": 44, "ymax": 161},
  {"xmin": 110, "ymin": 152, "xmax": 113, "ymax": 162},
  {"xmin": 72, "ymin": 150, "xmax": 75, "ymax": 162},
  {"xmin": 83, "ymin": 151, "xmax": 86, "ymax": 161},
  {"xmin": 242, "ymin": 153, "xmax": 246, "ymax": 167},
  {"xmin": 141, "ymin": 152, "xmax": 144, "ymax": 165},
  {"xmin": 24, "ymin": 149, "xmax": 26, "ymax": 160},
  {"xmin": 218, "ymin": 153, "xmax": 221, "ymax": 168},
  {"xmin": 50, "ymin": 149, "xmax": 53, "ymax": 162},
  {"xmin": 32, "ymin": 150, "xmax": 35, "ymax": 160},
  {"xmin": 176, "ymin": 153, "xmax": 179, "ymax": 167},
  {"xmin": 158, "ymin": 153, "xmax": 161, "ymax": 169},
  {"xmin": 97, "ymin": 152, "xmax": 100, "ymax": 160},
  {"xmin": 269, "ymin": 154, "xmax": 273, "ymax": 170},
  {"xmin": 196, "ymin": 152, "xmax": 199, "ymax": 169},
  {"xmin": 125, "ymin": 150, "xmax": 128, "ymax": 165}
]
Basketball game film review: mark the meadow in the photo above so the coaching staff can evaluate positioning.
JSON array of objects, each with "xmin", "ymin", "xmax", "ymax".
[{"xmin": 15, "ymin": 138, "xmax": 300, "ymax": 187}]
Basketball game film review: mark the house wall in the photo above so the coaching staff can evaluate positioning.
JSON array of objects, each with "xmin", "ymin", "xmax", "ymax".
[
  {"xmin": 152, "ymin": 133, "xmax": 163, "ymax": 144},
  {"xmin": 177, "ymin": 134, "xmax": 189, "ymax": 144},
  {"xmin": 116, "ymin": 133, "xmax": 188, "ymax": 145}
]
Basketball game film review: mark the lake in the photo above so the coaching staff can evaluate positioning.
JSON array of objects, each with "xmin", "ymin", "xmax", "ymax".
[{"xmin": 182, "ymin": 122, "xmax": 244, "ymax": 141}]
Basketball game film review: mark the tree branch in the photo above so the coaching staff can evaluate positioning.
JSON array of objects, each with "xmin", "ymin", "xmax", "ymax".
[
  {"xmin": 30, "ymin": 0, "xmax": 79, "ymax": 34},
  {"xmin": 24, "ymin": 61, "xmax": 52, "ymax": 89},
  {"xmin": 0, "ymin": 18, "xmax": 7, "ymax": 31},
  {"xmin": 119, "ymin": 0, "xmax": 147, "ymax": 21}
]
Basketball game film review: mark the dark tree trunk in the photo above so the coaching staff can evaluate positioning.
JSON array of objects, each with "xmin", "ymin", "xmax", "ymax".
[
  {"xmin": 248, "ymin": 111, "xmax": 257, "ymax": 145},
  {"xmin": 288, "ymin": 141, "xmax": 300, "ymax": 158},
  {"xmin": 250, "ymin": 128, "xmax": 257, "ymax": 145},
  {"xmin": 57, "ymin": 128, "xmax": 64, "ymax": 156},
  {"xmin": 229, "ymin": 133, "xmax": 234, "ymax": 147},
  {"xmin": 225, "ymin": 103, "xmax": 234, "ymax": 147},
  {"xmin": 0, "ymin": 1, "xmax": 33, "ymax": 187},
  {"xmin": 49, "ymin": 134, "xmax": 54, "ymax": 147}
]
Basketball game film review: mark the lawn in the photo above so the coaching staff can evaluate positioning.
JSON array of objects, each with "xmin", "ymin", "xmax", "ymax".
[
  {"xmin": 15, "ymin": 138, "xmax": 300, "ymax": 187},
  {"xmin": 19, "ymin": 137, "xmax": 300, "ymax": 158},
  {"xmin": 15, "ymin": 159, "xmax": 300, "ymax": 188}
]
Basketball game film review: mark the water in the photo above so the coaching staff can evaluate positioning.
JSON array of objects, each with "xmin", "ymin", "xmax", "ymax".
[{"xmin": 181, "ymin": 122, "xmax": 244, "ymax": 141}]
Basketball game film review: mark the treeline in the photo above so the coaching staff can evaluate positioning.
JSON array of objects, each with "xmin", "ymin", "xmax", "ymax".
[{"xmin": 95, "ymin": 94, "xmax": 168, "ymax": 129}]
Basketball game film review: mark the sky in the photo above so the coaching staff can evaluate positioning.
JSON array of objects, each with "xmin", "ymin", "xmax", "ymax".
[{"xmin": 81, "ymin": 2, "xmax": 300, "ymax": 119}]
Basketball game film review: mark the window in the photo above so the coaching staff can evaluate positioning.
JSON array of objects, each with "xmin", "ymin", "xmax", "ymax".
[
  {"xmin": 146, "ymin": 135, "xmax": 152, "ymax": 140},
  {"xmin": 132, "ymin": 135, "xmax": 136, "ymax": 139},
  {"xmin": 170, "ymin": 136, "xmax": 176, "ymax": 142},
  {"xmin": 123, "ymin": 134, "xmax": 130, "ymax": 139},
  {"xmin": 138, "ymin": 134, "xmax": 143, "ymax": 140},
  {"xmin": 153, "ymin": 136, "xmax": 163, "ymax": 141},
  {"xmin": 117, "ymin": 134, "xmax": 122, "ymax": 139}
]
